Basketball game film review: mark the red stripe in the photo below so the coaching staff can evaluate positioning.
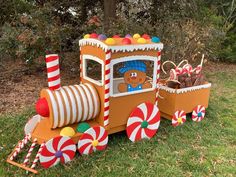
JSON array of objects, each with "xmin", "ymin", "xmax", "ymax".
[
  {"xmin": 48, "ymin": 74, "xmax": 60, "ymax": 82},
  {"xmin": 157, "ymin": 51, "xmax": 161, "ymax": 56},
  {"xmin": 104, "ymin": 106, "xmax": 109, "ymax": 111},
  {"xmin": 49, "ymin": 84, "xmax": 61, "ymax": 90},
  {"xmin": 105, "ymin": 59, "xmax": 110, "ymax": 65},
  {"xmin": 105, "ymin": 79, "xmax": 110, "ymax": 84},
  {"xmin": 105, "ymin": 98, "xmax": 109, "ymax": 102},
  {"xmin": 45, "ymin": 55, "xmax": 59, "ymax": 62},
  {"xmin": 105, "ymin": 50, "xmax": 111, "ymax": 55},
  {"xmin": 104, "ymin": 115, "xmax": 109, "ymax": 120},
  {"xmin": 47, "ymin": 64, "xmax": 59, "ymax": 73},
  {"xmin": 105, "ymin": 69, "xmax": 110, "ymax": 75},
  {"xmin": 105, "ymin": 88, "xmax": 109, "ymax": 94}
]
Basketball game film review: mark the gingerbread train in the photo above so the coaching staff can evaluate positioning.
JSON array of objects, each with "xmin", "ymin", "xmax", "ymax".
[{"xmin": 7, "ymin": 33, "xmax": 211, "ymax": 174}]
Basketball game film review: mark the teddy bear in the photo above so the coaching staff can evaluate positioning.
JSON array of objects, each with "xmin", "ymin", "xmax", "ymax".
[{"xmin": 118, "ymin": 60, "xmax": 152, "ymax": 93}]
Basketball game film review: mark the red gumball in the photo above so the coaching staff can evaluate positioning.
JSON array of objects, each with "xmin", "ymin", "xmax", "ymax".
[
  {"xmin": 90, "ymin": 33, "xmax": 98, "ymax": 38},
  {"xmin": 142, "ymin": 34, "xmax": 150, "ymax": 39},
  {"xmin": 112, "ymin": 35, "xmax": 120, "ymax": 38},
  {"xmin": 35, "ymin": 98, "xmax": 49, "ymax": 117},
  {"xmin": 122, "ymin": 38, "xmax": 132, "ymax": 45}
]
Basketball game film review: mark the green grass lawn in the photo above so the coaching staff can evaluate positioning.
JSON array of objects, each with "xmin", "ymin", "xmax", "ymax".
[{"xmin": 0, "ymin": 68, "xmax": 236, "ymax": 177}]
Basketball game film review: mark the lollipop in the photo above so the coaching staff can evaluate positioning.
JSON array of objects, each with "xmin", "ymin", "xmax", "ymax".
[
  {"xmin": 126, "ymin": 102, "xmax": 160, "ymax": 142},
  {"xmin": 78, "ymin": 126, "xmax": 108, "ymax": 155},
  {"xmin": 192, "ymin": 105, "xmax": 206, "ymax": 122},
  {"xmin": 39, "ymin": 136, "xmax": 76, "ymax": 168},
  {"xmin": 172, "ymin": 110, "xmax": 186, "ymax": 127}
]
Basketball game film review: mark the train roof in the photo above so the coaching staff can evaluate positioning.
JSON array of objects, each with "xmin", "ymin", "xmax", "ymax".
[{"xmin": 79, "ymin": 33, "xmax": 164, "ymax": 53}]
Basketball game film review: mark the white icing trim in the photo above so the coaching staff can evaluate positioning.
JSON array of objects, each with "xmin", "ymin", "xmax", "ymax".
[
  {"xmin": 110, "ymin": 55, "xmax": 157, "ymax": 97},
  {"xmin": 79, "ymin": 39, "xmax": 164, "ymax": 53},
  {"xmin": 160, "ymin": 83, "xmax": 212, "ymax": 94},
  {"xmin": 82, "ymin": 54, "xmax": 104, "ymax": 86}
]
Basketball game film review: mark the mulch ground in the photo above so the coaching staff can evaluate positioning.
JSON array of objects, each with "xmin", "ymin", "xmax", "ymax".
[{"xmin": 0, "ymin": 55, "xmax": 235, "ymax": 115}]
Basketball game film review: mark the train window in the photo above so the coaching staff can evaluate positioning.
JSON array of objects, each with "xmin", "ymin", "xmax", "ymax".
[
  {"xmin": 110, "ymin": 56, "xmax": 158, "ymax": 97},
  {"xmin": 82, "ymin": 55, "xmax": 104, "ymax": 86}
]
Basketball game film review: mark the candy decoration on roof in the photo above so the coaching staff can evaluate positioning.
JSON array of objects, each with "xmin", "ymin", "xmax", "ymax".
[
  {"xmin": 192, "ymin": 105, "xmax": 205, "ymax": 122},
  {"xmin": 151, "ymin": 36, "xmax": 160, "ymax": 43},
  {"xmin": 142, "ymin": 34, "xmax": 150, "ymax": 39},
  {"xmin": 105, "ymin": 38, "xmax": 116, "ymax": 45},
  {"xmin": 172, "ymin": 110, "xmax": 186, "ymax": 127},
  {"xmin": 98, "ymin": 34, "xmax": 107, "ymax": 40},
  {"xmin": 126, "ymin": 102, "xmax": 160, "ymax": 142},
  {"xmin": 125, "ymin": 34, "xmax": 132, "ymax": 38},
  {"xmin": 84, "ymin": 34, "xmax": 90, "ymax": 39},
  {"xmin": 133, "ymin": 33, "xmax": 141, "ymax": 39},
  {"xmin": 137, "ymin": 37, "xmax": 147, "ymax": 44},
  {"xmin": 122, "ymin": 38, "xmax": 132, "ymax": 45},
  {"xmin": 78, "ymin": 126, "xmax": 108, "ymax": 155},
  {"xmin": 60, "ymin": 127, "xmax": 75, "ymax": 137},
  {"xmin": 39, "ymin": 136, "xmax": 76, "ymax": 168},
  {"xmin": 90, "ymin": 33, "xmax": 98, "ymax": 38},
  {"xmin": 45, "ymin": 54, "xmax": 61, "ymax": 90},
  {"xmin": 77, "ymin": 122, "xmax": 91, "ymax": 133},
  {"xmin": 112, "ymin": 35, "xmax": 120, "ymax": 38}
]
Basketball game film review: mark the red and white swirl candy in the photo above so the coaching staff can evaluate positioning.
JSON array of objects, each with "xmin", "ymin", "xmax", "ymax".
[
  {"xmin": 126, "ymin": 102, "xmax": 160, "ymax": 142},
  {"xmin": 192, "ymin": 105, "xmax": 206, "ymax": 122},
  {"xmin": 39, "ymin": 136, "xmax": 76, "ymax": 168},
  {"xmin": 172, "ymin": 110, "xmax": 186, "ymax": 127},
  {"xmin": 78, "ymin": 126, "xmax": 108, "ymax": 155}
]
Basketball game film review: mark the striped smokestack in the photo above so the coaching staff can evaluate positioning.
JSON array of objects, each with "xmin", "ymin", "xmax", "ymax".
[{"xmin": 45, "ymin": 54, "xmax": 61, "ymax": 90}]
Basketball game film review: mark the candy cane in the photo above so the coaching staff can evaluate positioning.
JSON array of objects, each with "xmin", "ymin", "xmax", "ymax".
[
  {"xmin": 31, "ymin": 142, "xmax": 45, "ymax": 169},
  {"xmin": 10, "ymin": 134, "xmax": 31, "ymax": 160},
  {"xmin": 23, "ymin": 138, "xmax": 37, "ymax": 166}
]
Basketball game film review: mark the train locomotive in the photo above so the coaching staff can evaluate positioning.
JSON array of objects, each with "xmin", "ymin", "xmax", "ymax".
[{"xmin": 7, "ymin": 33, "xmax": 211, "ymax": 174}]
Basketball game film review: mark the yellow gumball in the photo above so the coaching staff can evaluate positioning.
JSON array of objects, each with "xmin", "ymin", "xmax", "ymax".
[
  {"xmin": 105, "ymin": 38, "xmax": 116, "ymax": 45},
  {"xmin": 137, "ymin": 37, "xmax": 147, "ymax": 44},
  {"xmin": 133, "ymin": 33, "xmax": 141, "ymax": 39},
  {"xmin": 84, "ymin": 34, "xmax": 90, "ymax": 39},
  {"xmin": 60, "ymin": 127, "xmax": 75, "ymax": 137}
]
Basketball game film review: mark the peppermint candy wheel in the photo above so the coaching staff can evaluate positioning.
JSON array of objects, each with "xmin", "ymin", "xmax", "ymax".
[
  {"xmin": 126, "ymin": 102, "xmax": 160, "ymax": 142},
  {"xmin": 172, "ymin": 110, "xmax": 186, "ymax": 127},
  {"xmin": 169, "ymin": 69, "xmax": 177, "ymax": 80},
  {"xmin": 78, "ymin": 126, "xmax": 108, "ymax": 155},
  {"xmin": 39, "ymin": 136, "xmax": 76, "ymax": 168},
  {"xmin": 192, "ymin": 105, "xmax": 206, "ymax": 122}
]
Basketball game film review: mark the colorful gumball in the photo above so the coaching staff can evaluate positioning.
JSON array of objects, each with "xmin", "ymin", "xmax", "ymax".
[
  {"xmin": 84, "ymin": 34, "xmax": 90, "ymax": 39},
  {"xmin": 192, "ymin": 105, "xmax": 206, "ymax": 122},
  {"xmin": 112, "ymin": 35, "xmax": 120, "ymax": 38},
  {"xmin": 172, "ymin": 110, "xmax": 186, "ymax": 127},
  {"xmin": 98, "ymin": 34, "xmax": 107, "ymax": 40},
  {"xmin": 169, "ymin": 69, "xmax": 177, "ymax": 80},
  {"xmin": 39, "ymin": 136, "xmax": 76, "ymax": 168},
  {"xmin": 125, "ymin": 34, "xmax": 132, "ymax": 38},
  {"xmin": 60, "ymin": 127, "xmax": 75, "ymax": 137},
  {"xmin": 151, "ymin": 36, "xmax": 160, "ymax": 43},
  {"xmin": 126, "ymin": 102, "xmax": 160, "ymax": 142},
  {"xmin": 105, "ymin": 38, "xmax": 116, "ymax": 45},
  {"xmin": 122, "ymin": 38, "xmax": 132, "ymax": 45},
  {"xmin": 142, "ymin": 34, "xmax": 150, "ymax": 39},
  {"xmin": 137, "ymin": 38, "xmax": 146, "ymax": 44},
  {"xmin": 90, "ymin": 33, "xmax": 98, "ymax": 38},
  {"xmin": 133, "ymin": 33, "xmax": 141, "ymax": 39},
  {"xmin": 78, "ymin": 126, "xmax": 108, "ymax": 155}
]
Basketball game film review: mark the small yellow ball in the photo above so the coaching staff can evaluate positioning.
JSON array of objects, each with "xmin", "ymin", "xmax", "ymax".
[
  {"xmin": 105, "ymin": 38, "xmax": 116, "ymax": 45},
  {"xmin": 60, "ymin": 127, "xmax": 75, "ymax": 137},
  {"xmin": 137, "ymin": 37, "xmax": 147, "ymax": 44},
  {"xmin": 133, "ymin": 33, "xmax": 141, "ymax": 39},
  {"xmin": 177, "ymin": 117, "xmax": 183, "ymax": 124},
  {"xmin": 84, "ymin": 34, "xmax": 90, "ymax": 39},
  {"xmin": 92, "ymin": 140, "xmax": 99, "ymax": 147}
]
